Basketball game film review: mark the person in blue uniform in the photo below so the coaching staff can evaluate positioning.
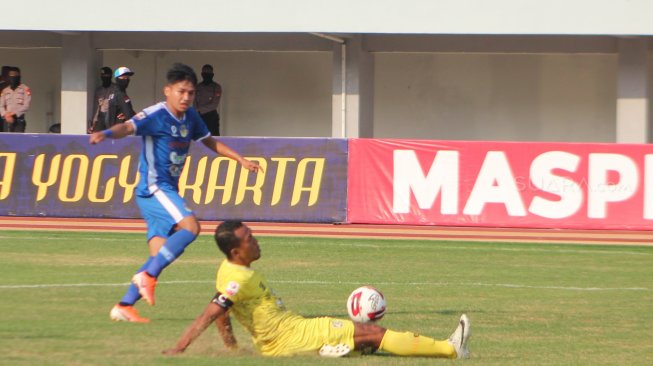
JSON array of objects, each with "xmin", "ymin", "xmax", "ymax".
[{"xmin": 89, "ymin": 63, "xmax": 262, "ymax": 323}]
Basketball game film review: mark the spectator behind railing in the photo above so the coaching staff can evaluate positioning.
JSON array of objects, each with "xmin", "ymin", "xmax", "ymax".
[
  {"xmin": 105, "ymin": 66, "xmax": 136, "ymax": 129},
  {"xmin": 88, "ymin": 66, "xmax": 115, "ymax": 133},
  {"xmin": 0, "ymin": 67, "xmax": 31, "ymax": 133},
  {"xmin": 194, "ymin": 64, "xmax": 222, "ymax": 136}
]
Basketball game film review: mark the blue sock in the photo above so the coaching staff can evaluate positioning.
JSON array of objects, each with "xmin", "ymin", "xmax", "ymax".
[
  {"xmin": 119, "ymin": 256, "xmax": 154, "ymax": 306},
  {"xmin": 146, "ymin": 229, "xmax": 197, "ymax": 278}
]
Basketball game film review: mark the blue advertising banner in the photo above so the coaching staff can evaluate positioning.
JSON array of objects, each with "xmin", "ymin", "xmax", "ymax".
[{"xmin": 0, "ymin": 134, "xmax": 348, "ymax": 223}]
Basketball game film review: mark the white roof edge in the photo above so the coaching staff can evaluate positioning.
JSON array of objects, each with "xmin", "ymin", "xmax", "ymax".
[{"xmin": 4, "ymin": 0, "xmax": 653, "ymax": 36}]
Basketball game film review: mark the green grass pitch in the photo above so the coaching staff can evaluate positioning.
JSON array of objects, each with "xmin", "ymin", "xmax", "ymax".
[{"xmin": 1, "ymin": 230, "xmax": 652, "ymax": 365}]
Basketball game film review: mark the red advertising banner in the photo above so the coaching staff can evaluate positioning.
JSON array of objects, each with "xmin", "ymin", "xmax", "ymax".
[{"xmin": 348, "ymin": 139, "xmax": 653, "ymax": 230}]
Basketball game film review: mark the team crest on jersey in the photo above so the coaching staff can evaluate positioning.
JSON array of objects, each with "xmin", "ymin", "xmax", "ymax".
[
  {"xmin": 171, "ymin": 125, "xmax": 179, "ymax": 137},
  {"xmin": 179, "ymin": 124, "xmax": 188, "ymax": 138},
  {"xmin": 169, "ymin": 165, "xmax": 181, "ymax": 177},
  {"xmin": 226, "ymin": 281, "xmax": 240, "ymax": 296},
  {"xmin": 169, "ymin": 152, "xmax": 186, "ymax": 164}
]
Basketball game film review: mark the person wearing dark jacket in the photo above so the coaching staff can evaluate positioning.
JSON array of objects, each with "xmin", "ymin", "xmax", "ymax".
[
  {"xmin": 88, "ymin": 67, "xmax": 115, "ymax": 132},
  {"xmin": 106, "ymin": 66, "xmax": 136, "ymax": 127}
]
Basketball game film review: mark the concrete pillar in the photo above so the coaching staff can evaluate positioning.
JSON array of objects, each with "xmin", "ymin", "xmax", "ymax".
[
  {"xmin": 616, "ymin": 38, "xmax": 650, "ymax": 143},
  {"xmin": 332, "ymin": 35, "xmax": 374, "ymax": 138},
  {"xmin": 60, "ymin": 33, "xmax": 96, "ymax": 135}
]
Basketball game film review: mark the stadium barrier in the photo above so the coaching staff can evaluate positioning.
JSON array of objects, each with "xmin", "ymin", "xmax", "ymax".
[
  {"xmin": 348, "ymin": 138, "xmax": 653, "ymax": 230},
  {"xmin": 2, "ymin": 134, "xmax": 653, "ymax": 229},
  {"xmin": 0, "ymin": 135, "xmax": 347, "ymax": 223}
]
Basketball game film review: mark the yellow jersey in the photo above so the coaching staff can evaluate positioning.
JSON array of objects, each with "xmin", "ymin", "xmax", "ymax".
[{"xmin": 215, "ymin": 259, "xmax": 355, "ymax": 356}]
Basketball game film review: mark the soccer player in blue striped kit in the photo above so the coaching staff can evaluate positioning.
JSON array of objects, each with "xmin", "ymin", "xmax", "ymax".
[{"xmin": 90, "ymin": 63, "xmax": 262, "ymax": 323}]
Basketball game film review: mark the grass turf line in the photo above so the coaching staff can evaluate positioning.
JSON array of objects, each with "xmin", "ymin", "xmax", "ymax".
[{"xmin": 0, "ymin": 231, "xmax": 652, "ymax": 365}]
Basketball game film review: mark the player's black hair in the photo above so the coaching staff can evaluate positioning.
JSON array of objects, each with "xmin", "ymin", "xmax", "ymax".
[
  {"xmin": 202, "ymin": 64, "xmax": 213, "ymax": 71},
  {"xmin": 100, "ymin": 66, "xmax": 112, "ymax": 75},
  {"xmin": 166, "ymin": 63, "xmax": 197, "ymax": 86},
  {"xmin": 215, "ymin": 220, "xmax": 245, "ymax": 258},
  {"xmin": 10, "ymin": 66, "xmax": 20, "ymax": 74}
]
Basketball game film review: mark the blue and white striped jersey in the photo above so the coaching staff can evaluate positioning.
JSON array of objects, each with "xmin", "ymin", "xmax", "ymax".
[{"xmin": 128, "ymin": 102, "xmax": 211, "ymax": 196}]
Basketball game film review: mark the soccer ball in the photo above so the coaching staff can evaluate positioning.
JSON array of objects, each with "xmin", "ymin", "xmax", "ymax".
[{"xmin": 346, "ymin": 286, "xmax": 386, "ymax": 323}]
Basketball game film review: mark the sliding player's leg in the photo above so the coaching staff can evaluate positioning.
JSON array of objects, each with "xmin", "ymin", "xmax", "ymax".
[{"xmin": 353, "ymin": 314, "xmax": 471, "ymax": 359}]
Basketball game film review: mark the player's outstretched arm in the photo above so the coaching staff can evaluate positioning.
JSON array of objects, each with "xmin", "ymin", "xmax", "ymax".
[
  {"xmin": 89, "ymin": 122, "xmax": 135, "ymax": 144},
  {"xmin": 215, "ymin": 311, "xmax": 238, "ymax": 350},
  {"xmin": 200, "ymin": 137, "xmax": 264, "ymax": 173},
  {"xmin": 162, "ymin": 302, "xmax": 225, "ymax": 355}
]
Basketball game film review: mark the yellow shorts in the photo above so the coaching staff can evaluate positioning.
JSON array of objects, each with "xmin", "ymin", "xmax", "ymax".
[{"xmin": 258, "ymin": 316, "xmax": 355, "ymax": 357}]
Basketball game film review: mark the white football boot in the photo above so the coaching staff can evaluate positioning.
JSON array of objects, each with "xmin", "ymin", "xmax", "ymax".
[
  {"xmin": 448, "ymin": 313, "xmax": 471, "ymax": 359},
  {"xmin": 319, "ymin": 343, "xmax": 351, "ymax": 357}
]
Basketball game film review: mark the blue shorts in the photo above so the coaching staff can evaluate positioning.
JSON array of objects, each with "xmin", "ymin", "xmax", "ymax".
[{"xmin": 136, "ymin": 188, "xmax": 194, "ymax": 241}]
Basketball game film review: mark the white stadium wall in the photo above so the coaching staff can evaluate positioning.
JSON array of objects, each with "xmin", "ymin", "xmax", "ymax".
[
  {"xmin": 101, "ymin": 50, "xmax": 332, "ymax": 137},
  {"xmin": 373, "ymin": 52, "xmax": 618, "ymax": 142},
  {"xmin": 0, "ymin": 46, "xmax": 633, "ymax": 142},
  {"xmin": 6, "ymin": 1, "xmax": 653, "ymax": 36},
  {"xmin": 2, "ymin": 2, "xmax": 653, "ymax": 141}
]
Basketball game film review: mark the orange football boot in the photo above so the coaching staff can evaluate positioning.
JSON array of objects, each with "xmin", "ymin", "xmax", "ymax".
[
  {"xmin": 132, "ymin": 271, "xmax": 158, "ymax": 306},
  {"xmin": 110, "ymin": 304, "xmax": 150, "ymax": 323}
]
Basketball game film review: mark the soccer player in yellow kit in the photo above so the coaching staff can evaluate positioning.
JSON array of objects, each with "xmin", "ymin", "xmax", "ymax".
[{"xmin": 163, "ymin": 221, "xmax": 471, "ymax": 359}]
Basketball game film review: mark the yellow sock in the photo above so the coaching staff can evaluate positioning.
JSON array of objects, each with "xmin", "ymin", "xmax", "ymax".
[{"xmin": 379, "ymin": 330, "xmax": 456, "ymax": 358}]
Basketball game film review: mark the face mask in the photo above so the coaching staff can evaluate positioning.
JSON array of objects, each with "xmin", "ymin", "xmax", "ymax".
[
  {"xmin": 101, "ymin": 76, "xmax": 112, "ymax": 88},
  {"xmin": 9, "ymin": 76, "xmax": 20, "ymax": 89},
  {"xmin": 116, "ymin": 78, "xmax": 130, "ymax": 90},
  {"xmin": 201, "ymin": 72, "xmax": 214, "ymax": 83}
]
